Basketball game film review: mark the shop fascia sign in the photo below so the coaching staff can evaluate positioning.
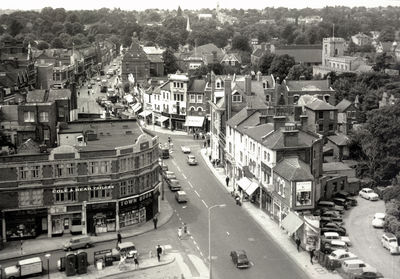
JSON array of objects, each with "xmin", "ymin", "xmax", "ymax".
[{"xmin": 52, "ymin": 185, "xmax": 114, "ymax": 193}]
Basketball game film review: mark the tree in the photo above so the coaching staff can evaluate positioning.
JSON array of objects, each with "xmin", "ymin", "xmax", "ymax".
[
  {"xmin": 177, "ymin": 6, "xmax": 183, "ymax": 17},
  {"xmin": 373, "ymin": 52, "xmax": 393, "ymax": 72},
  {"xmin": 287, "ymin": 64, "xmax": 313, "ymax": 80},
  {"xmin": 269, "ymin": 54, "xmax": 296, "ymax": 80},
  {"xmin": 37, "ymin": 41, "xmax": 50, "ymax": 50},
  {"xmin": 231, "ymin": 35, "xmax": 251, "ymax": 52},
  {"xmin": 258, "ymin": 53, "xmax": 276, "ymax": 74},
  {"xmin": 360, "ymin": 102, "xmax": 400, "ymax": 183},
  {"xmin": 379, "ymin": 27, "xmax": 395, "ymax": 42},
  {"xmin": 8, "ymin": 19, "xmax": 23, "ymax": 36},
  {"xmin": 51, "ymin": 37, "xmax": 64, "ymax": 48},
  {"xmin": 163, "ymin": 48, "xmax": 180, "ymax": 74}
]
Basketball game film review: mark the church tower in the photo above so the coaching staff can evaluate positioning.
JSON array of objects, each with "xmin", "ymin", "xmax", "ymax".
[
  {"xmin": 186, "ymin": 16, "xmax": 192, "ymax": 33},
  {"xmin": 322, "ymin": 37, "xmax": 345, "ymax": 66}
]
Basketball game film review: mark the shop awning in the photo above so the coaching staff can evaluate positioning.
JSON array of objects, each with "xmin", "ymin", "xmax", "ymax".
[
  {"xmin": 184, "ymin": 116, "xmax": 205, "ymax": 127},
  {"xmin": 245, "ymin": 182, "xmax": 259, "ymax": 196},
  {"xmin": 237, "ymin": 177, "xmax": 252, "ymax": 191},
  {"xmin": 139, "ymin": 110, "xmax": 152, "ymax": 117},
  {"xmin": 158, "ymin": 115, "xmax": 169, "ymax": 123},
  {"xmin": 281, "ymin": 212, "xmax": 304, "ymax": 235},
  {"xmin": 131, "ymin": 103, "xmax": 142, "ymax": 113}
]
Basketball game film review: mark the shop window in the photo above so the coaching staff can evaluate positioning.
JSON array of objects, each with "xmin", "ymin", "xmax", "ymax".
[{"xmin": 19, "ymin": 189, "xmax": 43, "ymax": 207}]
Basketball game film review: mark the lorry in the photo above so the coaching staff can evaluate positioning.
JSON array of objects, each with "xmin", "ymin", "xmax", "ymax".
[
  {"xmin": 4, "ymin": 257, "xmax": 43, "ymax": 279},
  {"xmin": 160, "ymin": 144, "xmax": 170, "ymax": 159}
]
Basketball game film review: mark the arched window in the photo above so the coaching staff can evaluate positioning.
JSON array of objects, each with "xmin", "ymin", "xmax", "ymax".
[
  {"xmin": 197, "ymin": 107, "xmax": 203, "ymax": 112},
  {"xmin": 293, "ymin": 94, "xmax": 300, "ymax": 104},
  {"xmin": 265, "ymin": 94, "xmax": 270, "ymax": 102}
]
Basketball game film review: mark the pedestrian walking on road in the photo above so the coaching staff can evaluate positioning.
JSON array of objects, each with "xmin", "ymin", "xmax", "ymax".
[
  {"xmin": 178, "ymin": 227, "xmax": 183, "ymax": 240},
  {"xmin": 309, "ymin": 249, "xmax": 315, "ymax": 265},
  {"xmin": 295, "ymin": 237, "xmax": 301, "ymax": 252},
  {"xmin": 153, "ymin": 216, "xmax": 158, "ymax": 230},
  {"xmin": 225, "ymin": 176, "xmax": 230, "ymax": 187},
  {"xmin": 117, "ymin": 232, "xmax": 122, "ymax": 244},
  {"xmin": 157, "ymin": 245, "xmax": 162, "ymax": 262}
]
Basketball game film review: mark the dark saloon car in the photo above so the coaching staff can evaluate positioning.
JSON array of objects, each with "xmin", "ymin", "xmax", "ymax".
[
  {"xmin": 230, "ymin": 250, "xmax": 250, "ymax": 269},
  {"xmin": 321, "ymin": 223, "xmax": 347, "ymax": 236}
]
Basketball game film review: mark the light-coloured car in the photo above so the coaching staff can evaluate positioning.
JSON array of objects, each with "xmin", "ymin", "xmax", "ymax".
[
  {"xmin": 163, "ymin": 171, "xmax": 176, "ymax": 182},
  {"xmin": 372, "ymin": 213, "xmax": 385, "ymax": 228},
  {"xmin": 63, "ymin": 235, "xmax": 93, "ymax": 251},
  {"xmin": 328, "ymin": 249, "xmax": 358, "ymax": 263},
  {"xmin": 381, "ymin": 233, "xmax": 400, "ymax": 254},
  {"xmin": 187, "ymin": 155, "xmax": 198, "ymax": 165},
  {"xmin": 175, "ymin": 191, "xmax": 188, "ymax": 203},
  {"xmin": 323, "ymin": 232, "xmax": 352, "ymax": 247},
  {"xmin": 359, "ymin": 188, "xmax": 379, "ymax": 201},
  {"xmin": 168, "ymin": 179, "xmax": 181, "ymax": 191},
  {"xmin": 181, "ymin": 146, "xmax": 191, "ymax": 153}
]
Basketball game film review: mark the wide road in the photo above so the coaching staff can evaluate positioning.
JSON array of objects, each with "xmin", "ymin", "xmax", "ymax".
[
  {"xmin": 345, "ymin": 196, "xmax": 400, "ymax": 278},
  {"xmin": 158, "ymin": 131, "xmax": 309, "ymax": 279}
]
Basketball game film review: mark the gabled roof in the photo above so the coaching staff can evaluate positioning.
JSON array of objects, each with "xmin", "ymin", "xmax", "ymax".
[
  {"xmin": 252, "ymin": 48, "xmax": 265, "ymax": 57},
  {"xmin": 188, "ymin": 79, "xmax": 206, "ymax": 92},
  {"xmin": 335, "ymin": 99, "xmax": 353, "ymax": 112},
  {"xmin": 262, "ymin": 128, "xmax": 318, "ymax": 150},
  {"xmin": 274, "ymin": 156, "xmax": 314, "ymax": 181},
  {"xmin": 27, "ymin": 90, "xmax": 46, "ymax": 103},
  {"xmin": 327, "ymin": 133, "xmax": 349, "ymax": 146},
  {"xmin": 160, "ymin": 81, "xmax": 170, "ymax": 91},
  {"xmin": 227, "ymin": 107, "xmax": 250, "ymax": 127},
  {"xmin": 305, "ymin": 98, "xmax": 336, "ymax": 111},
  {"xmin": 48, "ymin": 89, "xmax": 71, "ymax": 101},
  {"xmin": 147, "ymin": 54, "xmax": 163, "ymax": 63},
  {"xmin": 221, "ymin": 53, "xmax": 242, "ymax": 63},
  {"xmin": 244, "ymin": 123, "xmax": 274, "ymax": 141}
]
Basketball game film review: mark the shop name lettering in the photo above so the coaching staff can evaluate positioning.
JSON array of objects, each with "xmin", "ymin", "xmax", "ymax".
[{"xmin": 52, "ymin": 186, "xmax": 114, "ymax": 193}]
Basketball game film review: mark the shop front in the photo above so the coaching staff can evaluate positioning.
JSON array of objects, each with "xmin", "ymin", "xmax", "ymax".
[
  {"xmin": 118, "ymin": 189, "xmax": 159, "ymax": 229},
  {"xmin": 170, "ymin": 114, "xmax": 186, "ymax": 131},
  {"xmin": 4, "ymin": 208, "xmax": 48, "ymax": 241},
  {"xmin": 50, "ymin": 205, "xmax": 83, "ymax": 236},
  {"xmin": 86, "ymin": 202, "xmax": 116, "ymax": 235}
]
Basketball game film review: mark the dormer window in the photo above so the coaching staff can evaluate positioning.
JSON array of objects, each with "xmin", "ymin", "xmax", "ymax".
[{"xmin": 232, "ymin": 92, "xmax": 242, "ymax": 103}]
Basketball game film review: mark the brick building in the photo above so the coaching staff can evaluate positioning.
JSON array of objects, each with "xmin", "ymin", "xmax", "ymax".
[
  {"xmin": 121, "ymin": 35, "xmax": 150, "ymax": 84},
  {"xmin": 0, "ymin": 119, "xmax": 160, "ymax": 242}
]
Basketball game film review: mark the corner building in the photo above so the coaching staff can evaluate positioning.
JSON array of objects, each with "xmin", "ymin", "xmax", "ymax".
[{"xmin": 0, "ymin": 119, "xmax": 160, "ymax": 242}]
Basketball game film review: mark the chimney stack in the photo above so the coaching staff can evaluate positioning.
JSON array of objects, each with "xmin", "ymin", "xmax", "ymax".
[
  {"xmin": 300, "ymin": 115, "xmax": 308, "ymax": 132},
  {"xmin": 273, "ymin": 115, "xmax": 286, "ymax": 131},
  {"xmin": 225, "ymin": 77, "xmax": 232, "ymax": 121},
  {"xmin": 283, "ymin": 123, "xmax": 299, "ymax": 147},
  {"xmin": 245, "ymin": 75, "xmax": 251, "ymax": 95}
]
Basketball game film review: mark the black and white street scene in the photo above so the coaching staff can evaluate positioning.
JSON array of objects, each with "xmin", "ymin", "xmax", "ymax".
[{"xmin": 1, "ymin": 0, "xmax": 400, "ymax": 278}]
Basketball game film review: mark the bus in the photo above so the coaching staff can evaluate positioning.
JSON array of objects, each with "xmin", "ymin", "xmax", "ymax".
[{"xmin": 160, "ymin": 144, "xmax": 170, "ymax": 159}]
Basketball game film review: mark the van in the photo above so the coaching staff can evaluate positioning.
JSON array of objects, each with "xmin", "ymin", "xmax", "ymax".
[
  {"xmin": 175, "ymin": 191, "xmax": 188, "ymax": 203},
  {"xmin": 117, "ymin": 242, "xmax": 137, "ymax": 258},
  {"xmin": 342, "ymin": 259, "xmax": 370, "ymax": 275},
  {"xmin": 63, "ymin": 235, "xmax": 93, "ymax": 251},
  {"xmin": 381, "ymin": 233, "xmax": 400, "ymax": 254}
]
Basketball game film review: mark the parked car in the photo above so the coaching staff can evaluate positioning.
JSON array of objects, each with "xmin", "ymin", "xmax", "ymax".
[
  {"xmin": 181, "ymin": 146, "xmax": 191, "ymax": 153},
  {"xmin": 318, "ymin": 201, "xmax": 345, "ymax": 214},
  {"xmin": 371, "ymin": 213, "xmax": 385, "ymax": 229},
  {"xmin": 163, "ymin": 171, "xmax": 176, "ymax": 183},
  {"xmin": 352, "ymin": 269, "xmax": 384, "ymax": 279},
  {"xmin": 322, "ymin": 232, "xmax": 352, "ymax": 246},
  {"xmin": 230, "ymin": 250, "xmax": 250, "ymax": 269},
  {"xmin": 328, "ymin": 249, "xmax": 358, "ymax": 263},
  {"xmin": 341, "ymin": 259, "xmax": 371, "ymax": 275},
  {"xmin": 345, "ymin": 196, "xmax": 358, "ymax": 207},
  {"xmin": 168, "ymin": 179, "xmax": 181, "ymax": 191},
  {"xmin": 159, "ymin": 162, "xmax": 168, "ymax": 173},
  {"xmin": 321, "ymin": 210, "xmax": 343, "ymax": 219},
  {"xmin": 321, "ymin": 223, "xmax": 347, "ymax": 236},
  {"xmin": 381, "ymin": 233, "xmax": 400, "ymax": 254},
  {"xmin": 359, "ymin": 188, "xmax": 379, "ymax": 201},
  {"xmin": 332, "ymin": 197, "xmax": 350, "ymax": 210},
  {"xmin": 63, "ymin": 235, "xmax": 93, "ymax": 251},
  {"xmin": 320, "ymin": 240, "xmax": 348, "ymax": 254},
  {"xmin": 187, "ymin": 155, "xmax": 198, "ymax": 166},
  {"xmin": 115, "ymin": 242, "xmax": 137, "ymax": 259}
]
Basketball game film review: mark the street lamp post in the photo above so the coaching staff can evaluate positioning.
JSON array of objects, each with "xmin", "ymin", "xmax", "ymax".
[
  {"xmin": 208, "ymin": 204, "xmax": 226, "ymax": 279},
  {"xmin": 45, "ymin": 253, "xmax": 51, "ymax": 279}
]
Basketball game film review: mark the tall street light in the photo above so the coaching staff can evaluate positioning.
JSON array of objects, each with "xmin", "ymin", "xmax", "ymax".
[
  {"xmin": 45, "ymin": 253, "xmax": 51, "ymax": 279},
  {"xmin": 208, "ymin": 204, "xmax": 226, "ymax": 279}
]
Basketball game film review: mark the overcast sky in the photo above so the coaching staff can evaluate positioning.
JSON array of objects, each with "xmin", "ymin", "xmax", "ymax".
[{"xmin": 2, "ymin": 0, "xmax": 400, "ymax": 11}]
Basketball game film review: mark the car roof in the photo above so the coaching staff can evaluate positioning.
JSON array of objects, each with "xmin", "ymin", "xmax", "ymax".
[
  {"xmin": 165, "ymin": 171, "xmax": 175, "ymax": 175},
  {"xmin": 344, "ymin": 259, "xmax": 365, "ymax": 264},
  {"xmin": 118, "ymin": 242, "xmax": 135, "ymax": 249},
  {"xmin": 177, "ymin": 190, "xmax": 186, "ymax": 195},
  {"xmin": 170, "ymin": 179, "xmax": 179, "ymax": 183},
  {"xmin": 383, "ymin": 232, "xmax": 396, "ymax": 238},
  {"xmin": 324, "ymin": 232, "xmax": 339, "ymax": 237},
  {"xmin": 331, "ymin": 240, "xmax": 346, "ymax": 245},
  {"xmin": 362, "ymin": 188, "xmax": 373, "ymax": 191},
  {"xmin": 374, "ymin": 213, "xmax": 385, "ymax": 218},
  {"xmin": 331, "ymin": 249, "xmax": 349, "ymax": 255},
  {"xmin": 234, "ymin": 250, "xmax": 246, "ymax": 255}
]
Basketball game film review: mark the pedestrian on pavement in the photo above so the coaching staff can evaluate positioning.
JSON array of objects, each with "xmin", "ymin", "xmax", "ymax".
[
  {"xmin": 225, "ymin": 176, "xmax": 230, "ymax": 187},
  {"xmin": 134, "ymin": 254, "xmax": 139, "ymax": 269},
  {"xmin": 310, "ymin": 249, "xmax": 315, "ymax": 264},
  {"xmin": 153, "ymin": 216, "xmax": 158, "ymax": 230},
  {"xmin": 203, "ymin": 141, "xmax": 207, "ymax": 148},
  {"xmin": 117, "ymin": 232, "xmax": 122, "ymax": 244},
  {"xmin": 157, "ymin": 245, "xmax": 162, "ymax": 262},
  {"xmin": 295, "ymin": 237, "xmax": 301, "ymax": 252},
  {"xmin": 178, "ymin": 227, "xmax": 183, "ymax": 240}
]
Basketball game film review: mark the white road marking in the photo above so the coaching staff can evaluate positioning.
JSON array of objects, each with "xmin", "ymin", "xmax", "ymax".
[
  {"xmin": 188, "ymin": 182, "xmax": 194, "ymax": 188},
  {"xmin": 202, "ymin": 199, "xmax": 209, "ymax": 208},
  {"xmin": 193, "ymin": 240, "xmax": 197, "ymax": 245},
  {"xmin": 176, "ymin": 166, "xmax": 181, "ymax": 172},
  {"xmin": 194, "ymin": 190, "xmax": 200, "ymax": 197},
  {"xmin": 182, "ymin": 174, "xmax": 187, "ymax": 179},
  {"xmin": 182, "ymin": 206, "xmax": 187, "ymax": 209},
  {"xmin": 226, "ymin": 232, "xmax": 230, "ymax": 236}
]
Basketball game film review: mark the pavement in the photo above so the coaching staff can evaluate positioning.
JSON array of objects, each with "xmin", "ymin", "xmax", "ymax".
[
  {"xmin": 198, "ymin": 148, "xmax": 342, "ymax": 279},
  {"xmin": 0, "ymin": 200, "xmax": 173, "ymax": 262},
  {"xmin": 141, "ymin": 120, "xmax": 188, "ymax": 136}
]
